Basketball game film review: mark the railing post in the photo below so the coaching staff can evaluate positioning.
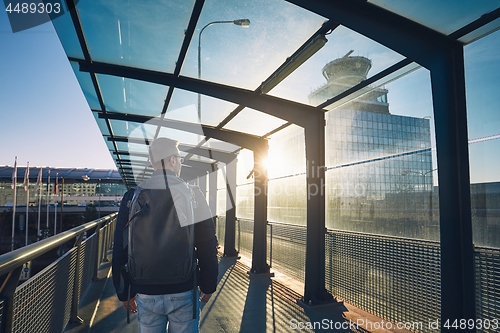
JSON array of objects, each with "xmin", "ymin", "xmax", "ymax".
[
  {"xmin": 268, "ymin": 223, "xmax": 273, "ymax": 268},
  {"xmin": 223, "ymin": 159, "xmax": 238, "ymax": 257},
  {"xmin": 0, "ymin": 266, "xmax": 23, "ymax": 333},
  {"xmin": 69, "ymin": 232, "xmax": 86, "ymax": 325},
  {"xmin": 93, "ymin": 221, "xmax": 104, "ymax": 281},
  {"xmin": 101, "ymin": 224, "xmax": 109, "ymax": 262},
  {"xmin": 237, "ymin": 219, "xmax": 241, "ymax": 254}
]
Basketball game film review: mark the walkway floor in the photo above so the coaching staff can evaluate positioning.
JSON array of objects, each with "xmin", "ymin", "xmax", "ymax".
[{"xmin": 65, "ymin": 252, "xmax": 409, "ymax": 333}]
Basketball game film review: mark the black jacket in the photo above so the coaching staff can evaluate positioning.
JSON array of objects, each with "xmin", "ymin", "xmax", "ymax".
[{"xmin": 112, "ymin": 169, "xmax": 219, "ymax": 301}]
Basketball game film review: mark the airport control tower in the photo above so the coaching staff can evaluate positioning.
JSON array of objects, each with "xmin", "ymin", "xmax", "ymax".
[{"xmin": 309, "ymin": 50, "xmax": 389, "ymax": 114}]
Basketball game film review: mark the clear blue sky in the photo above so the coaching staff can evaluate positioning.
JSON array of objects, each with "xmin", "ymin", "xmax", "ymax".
[{"xmin": 0, "ymin": 10, "xmax": 116, "ymax": 169}]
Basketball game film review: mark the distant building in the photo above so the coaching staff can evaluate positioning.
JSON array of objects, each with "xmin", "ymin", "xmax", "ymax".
[{"xmin": 0, "ymin": 166, "xmax": 126, "ymax": 207}]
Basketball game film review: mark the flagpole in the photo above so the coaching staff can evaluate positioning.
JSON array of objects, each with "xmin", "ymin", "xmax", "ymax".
[
  {"xmin": 25, "ymin": 162, "xmax": 30, "ymax": 247},
  {"xmin": 37, "ymin": 168, "xmax": 43, "ymax": 240},
  {"xmin": 46, "ymin": 170, "xmax": 50, "ymax": 231},
  {"xmin": 54, "ymin": 173, "xmax": 58, "ymax": 235},
  {"xmin": 11, "ymin": 156, "xmax": 18, "ymax": 251},
  {"xmin": 61, "ymin": 177, "xmax": 64, "ymax": 233}
]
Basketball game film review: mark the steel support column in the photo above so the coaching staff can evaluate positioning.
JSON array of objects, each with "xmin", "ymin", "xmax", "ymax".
[
  {"xmin": 209, "ymin": 166, "xmax": 217, "ymax": 219},
  {"xmin": 303, "ymin": 114, "xmax": 331, "ymax": 305},
  {"xmin": 250, "ymin": 144, "xmax": 270, "ymax": 274},
  {"xmin": 224, "ymin": 158, "xmax": 238, "ymax": 257},
  {"xmin": 431, "ymin": 47, "xmax": 475, "ymax": 326}
]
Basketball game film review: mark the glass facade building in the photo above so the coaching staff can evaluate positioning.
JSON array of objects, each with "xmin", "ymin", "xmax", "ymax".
[{"xmin": 260, "ymin": 54, "xmax": 435, "ymax": 240}]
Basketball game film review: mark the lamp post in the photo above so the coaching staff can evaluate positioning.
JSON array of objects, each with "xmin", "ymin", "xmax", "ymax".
[
  {"xmin": 82, "ymin": 175, "xmax": 90, "ymax": 211},
  {"xmin": 98, "ymin": 178, "xmax": 101, "ymax": 219},
  {"xmin": 197, "ymin": 19, "xmax": 250, "ymax": 125}
]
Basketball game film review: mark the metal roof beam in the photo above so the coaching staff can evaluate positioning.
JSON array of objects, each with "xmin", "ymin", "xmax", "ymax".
[
  {"xmin": 108, "ymin": 136, "xmax": 237, "ymax": 164},
  {"xmin": 80, "ymin": 62, "xmax": 324, "ymax": 130},
  {"xmin": 286, "ymin": 0, "xmax": 460, "ymax": 70},
  {"xmin": 97, "ymin": 112, "xmax": 266, "ymax": 152},
  {"xmin": 66, "ymin": 0, "xmax": 126, "ymax": 176},
  {"xmin": 154, "ymin": 0, "xmax": 205, "ymax": 138}
]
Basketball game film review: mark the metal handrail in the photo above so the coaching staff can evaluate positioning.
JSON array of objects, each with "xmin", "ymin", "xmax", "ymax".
[
  {"xmin": 0, "ymin": 213, "xmax": 117, "ymax": 333},
  {"xmin": 0, "ymin": 213, "xmax": 116, "ymax": 277}
]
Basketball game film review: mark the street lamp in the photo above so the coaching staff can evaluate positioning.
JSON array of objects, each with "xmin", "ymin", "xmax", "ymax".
[{"xmin": 197, "ymin": 19, "xmax": 250, "ymax": 125}]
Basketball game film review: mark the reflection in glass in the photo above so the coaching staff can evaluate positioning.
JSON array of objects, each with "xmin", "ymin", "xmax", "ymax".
[
  {"xmin": 167, "ymin": 90, "xmax": 238, "ymax": 126},
  {"xmin": 217, "ymin": 167, "xmax": 227, "ymax": 217},
  {"xmin": 223, "ymin": 107, "xmax": 288, "ymax": 136},
  {"xmin": 182, "ymin": 0, "xmax": 326, "ymax": 89},
  {"xmin": 76, "ymin": 0, "xmax": 195, "ymax": 73},
  {"xmin": 267, "ymin": 53, "xmax": 439, "ymax": 240},
  {"xmin": 465, "ymin": 30, "xmax": 500, "ymax": 248},
  {"xmin": 269, "ymin": 26, "xmax": 405, "ymax": 106},
  {"xmin": 71, "ymin": 62, "xmax": 101, "ymax": 110},
  {"xmin": 369, "ymin": 0, "xmax": 500, "ymax": 37},
  {"xmin": 236, "ymin": 183, "xmax": 254, "ymax": 220},
  {"xmin": 97, "ymin": 75, "xmax": 167, "ymax": 116}
]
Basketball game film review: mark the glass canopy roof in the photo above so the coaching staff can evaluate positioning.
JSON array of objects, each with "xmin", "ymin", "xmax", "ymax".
[{"xmin": 48, "ymin": 0, "xmax": 500, "ymax": 186}]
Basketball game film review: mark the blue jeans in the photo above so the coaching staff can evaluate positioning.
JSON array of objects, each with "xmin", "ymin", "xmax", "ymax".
[{"xmin": 135, "ymin": 290, "xmax": 199, "ymax": 333}]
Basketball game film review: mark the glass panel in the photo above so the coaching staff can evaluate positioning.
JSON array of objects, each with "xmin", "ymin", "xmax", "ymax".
[
  {"xmin": 267, "ymin": 126, "xmax": 306, "ymax": 225},
  {"xmin": 270, "ymin": 25, "xmax": 405, "ymax": 106},
  {"xmin": 459, "ymin": 18, "xmax": 500, "ymax": 44},
  {"xmin": 97, "ymin": 74, "xmax": 167, "ymax": 116},
  {"xmin": 223, "ymin": 108, "xmax": 288, "ymax": 136},
  {"xmin": 109, "ymin": 119, "xmax": 156, "ymax": 139},
  {"xmin": 181, "ymin": 0, "xmax": 326, "ymax": 90},
  {"xmin": 71, "ymin": 62, "xmax": 101, "ymax": 110},
  {"xmin": 119, "ymin": 154, "xmax": 148, "ymax": 162},
  {"xmin": 369, "ymin": 0, "xmax": 500, "ymax": 36},
  {"xmin": 323, "ymin": 62, "xmax": 421, "ymax": 111},
  {"xmin": 105, "ymin": 139, "xmax": 115, "ymax": 152},
  {"xmin": 268, "ymin": 125, "xmax": 306, "ymax": 178},
  {"xmin": 113, "ymin": 141, "xmax": 148, "ymax": 154},
  {"xmin": 184, "ymin": 155, "xmax": 216, "ymax": 164},
  {"xmin": 236, "ymin": 149, "xmax": 254, "ymax": 185},
  {"xmin": 203, "ymin": 139, "xmax": 241, "ymax": 153},
  {"xmin": 217, "ymin": 167, "xmax": 227, "ymax": 216},
  {"xmin": 325, "ymin": 66, "xmax": 438, "ymax": 240},
  {"xmin": 465, "ymin": 30, "xmax": 500, "ymax": 248},
  {"xmin": 168, "ymin": 89, "xmax": 239, "ymax": 126},
  {"xmin": 51, "ymin": 10, "xmax": 84, "ymax": 58},
  {"xmin": 268, "ymin": 175, "xmax": 307, "ymax": 226},
  {"xmin": 236, "ymin": 183, "xmax": 254, "ymax": 220},
  {"xmin": 92, "ymin": 113, "xmax": 110, "ymax": 136},
  {"xmin": 157, "ymin": 127, "xmax": 203, "ymax": 147},
  {"xmin": 76, "ymin": 0, "xmax": 195, "ymax": 72}
]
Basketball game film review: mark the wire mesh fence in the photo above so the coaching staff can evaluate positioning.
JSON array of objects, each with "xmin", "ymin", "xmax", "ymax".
[
  {"xmin": 215, "ymin": 216, "xmax": 499, "ymax": 333},
  {"xmin": 2, "ymin": 215, "xmax": 116, "ymax": 333}
]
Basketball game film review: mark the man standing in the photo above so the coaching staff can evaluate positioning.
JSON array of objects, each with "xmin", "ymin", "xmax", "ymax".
[{"xmin": 112, "ymin": 137, "xmax": 218, "ymax": 333}]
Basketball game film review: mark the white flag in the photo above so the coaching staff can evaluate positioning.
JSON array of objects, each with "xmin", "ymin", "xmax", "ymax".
[
  {"xmin": 36, "ymin": 168, "xmax": 43, "ymax": 191},
  {"xmin": 23, "ymin": 162, "xmax": 30, "ymax": 192},
  {"xmin": 11, "ymin": 156, "xmax": 17, "ymax": 189}
]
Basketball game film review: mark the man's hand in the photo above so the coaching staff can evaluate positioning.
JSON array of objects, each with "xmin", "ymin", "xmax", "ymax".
[
  {"xmin": 199, "ymin": 290, "xmax": 212, "ymax": 303},
  {"xmin": 122, "ymin": 296, "xmax": 137, "ymax": 313}
]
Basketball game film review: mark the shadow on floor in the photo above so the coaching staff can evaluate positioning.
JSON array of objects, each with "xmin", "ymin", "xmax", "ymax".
[
  {"xmin": 200, "ymin": 258, "xmax": 357, "ymax": 332},
  {"xmin": 68, "ymin": 254, "xmax": 389, "ymax": 333}
]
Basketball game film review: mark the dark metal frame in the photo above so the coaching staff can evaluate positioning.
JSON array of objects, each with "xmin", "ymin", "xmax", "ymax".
[
  {"xmin": 287, "ymin": 0, "xmax": 477, "ymax": 322},
  {"xmin": 62, "ymin": 0, "xmax": 500, "ymax": 316}
]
